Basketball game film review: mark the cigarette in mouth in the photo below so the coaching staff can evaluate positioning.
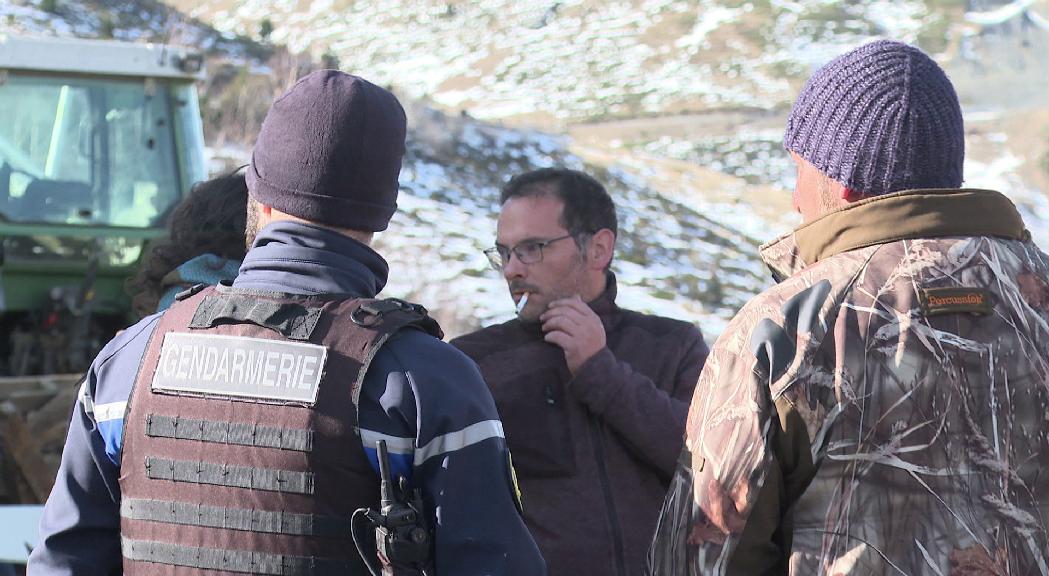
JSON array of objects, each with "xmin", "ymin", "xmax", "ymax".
[{"xmin": 516, "ymin": 292, "xmax": 530, "ymax": 315}]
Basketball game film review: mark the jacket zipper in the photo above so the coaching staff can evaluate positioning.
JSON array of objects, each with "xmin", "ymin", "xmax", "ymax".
[{"xmin": 588, "ymin": 417, "xmax": 626, "ymax": 576}]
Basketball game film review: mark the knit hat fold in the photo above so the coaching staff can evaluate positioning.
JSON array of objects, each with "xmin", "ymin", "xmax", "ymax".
[
  {"xmin": 246, "ymin": 70, "xmax": 406, "ymax": 232},
  {"xmin": 784, "ymin": 40, "xmax": 964, "ymax": 196}
]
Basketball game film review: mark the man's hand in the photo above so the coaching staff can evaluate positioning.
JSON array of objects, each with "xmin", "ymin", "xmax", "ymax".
[{"xmin": 540, "ymin": 296, "xmax": 606, "ymax": 375}]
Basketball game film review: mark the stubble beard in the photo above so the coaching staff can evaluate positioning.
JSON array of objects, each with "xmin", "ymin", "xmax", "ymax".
[
  {"xmin": 244, "ymin": 197, "xmax": 261, "ymax": 252},
  {"xmin": 519, "ymin": 255, "xmax": 589, "ymax": 323},
  {"xmin": 817, "ymin": 173, "xmax": 839, "ymax": 215}
]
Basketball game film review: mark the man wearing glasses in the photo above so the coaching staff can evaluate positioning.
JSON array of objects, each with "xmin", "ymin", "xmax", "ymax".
[{"xmin": 451, "ymin": 168, "xmax": 709, "ymax": 576}]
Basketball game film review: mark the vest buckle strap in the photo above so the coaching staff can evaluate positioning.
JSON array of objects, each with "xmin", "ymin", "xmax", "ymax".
[{"xmin": 351, "ymin": 298, "xmax": 428, "ymax": 327}]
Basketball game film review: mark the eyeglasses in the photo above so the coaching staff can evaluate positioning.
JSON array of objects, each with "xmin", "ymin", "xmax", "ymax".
[{"xmin": 484, "ymin": 234, "xmax": 575, "ymax": 271}]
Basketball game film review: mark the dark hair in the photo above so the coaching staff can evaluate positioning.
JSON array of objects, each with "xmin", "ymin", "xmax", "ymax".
[
  {"xmin": 126, "ymin": 171, "xmax": 248, "ymax": 317},
  {"xmin": 500, "ymin": 168, "xmax": 618, "ymax": 239}
]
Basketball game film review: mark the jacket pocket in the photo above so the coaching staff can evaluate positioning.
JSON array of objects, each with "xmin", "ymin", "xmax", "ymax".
[{"xmin": 489, "ymin": 368, "xmax": 577, "ymax": 478}]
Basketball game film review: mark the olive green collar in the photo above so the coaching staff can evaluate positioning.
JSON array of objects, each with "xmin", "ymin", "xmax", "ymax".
[{"xmin": 759, "ymin": 188, "xmax": 1031, "ymax": 280}]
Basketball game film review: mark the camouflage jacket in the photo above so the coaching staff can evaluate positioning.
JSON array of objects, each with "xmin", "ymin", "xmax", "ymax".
[{"xmin": 648, "ymin": 189, "xmax": 1049, "ymax": 575}]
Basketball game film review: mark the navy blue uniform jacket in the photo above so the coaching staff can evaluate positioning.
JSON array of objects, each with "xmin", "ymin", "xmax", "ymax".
[{"xmin": 28, "ymin": 221, "xmax": 545, "ymax": 575}]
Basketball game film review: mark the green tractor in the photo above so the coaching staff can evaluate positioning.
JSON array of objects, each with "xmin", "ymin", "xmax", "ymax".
[{"xmin": 0, "ymin": 35, "xmax": 207, "ymax": 375}]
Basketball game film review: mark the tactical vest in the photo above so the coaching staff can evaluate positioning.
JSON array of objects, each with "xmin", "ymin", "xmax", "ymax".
[{"xmin": 118, "ymin": 284, "xmax": 441, "ymax": 576}]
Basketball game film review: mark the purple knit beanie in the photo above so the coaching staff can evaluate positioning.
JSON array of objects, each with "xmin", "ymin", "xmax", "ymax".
[
  {"xmin": 246, "ymin": 70, "xmax": 406, "ymax": 231},
  {"xmin": 784, "ymin": 40, "xmax": 964, "ymax": 196}
]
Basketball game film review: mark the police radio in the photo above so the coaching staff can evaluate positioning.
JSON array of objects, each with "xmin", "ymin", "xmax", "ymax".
[{"xmin": 352, "ymin": 440, "xmax": 432, "ymax": 575}]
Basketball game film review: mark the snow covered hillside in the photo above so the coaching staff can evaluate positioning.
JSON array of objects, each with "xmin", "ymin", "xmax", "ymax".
[
  {"xmin": 4, "ymin": 0, "xmax": 1048, "ymax": 342},
  {"xmin": 171, "ymin": 0, "xmax": 956, "ymax": 125},
  {"xmin": 0, "ymin": 0, "xmax": 260, "ymax": 57}
]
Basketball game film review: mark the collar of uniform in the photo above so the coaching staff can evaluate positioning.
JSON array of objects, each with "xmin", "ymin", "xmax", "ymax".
[
  {"xmin": 759, "ymin": 188, "xmax": 1030, "ymax": 281},
  {"xmin": 234, "ymin": 220, "xmax": 389, "ymax": 296}
]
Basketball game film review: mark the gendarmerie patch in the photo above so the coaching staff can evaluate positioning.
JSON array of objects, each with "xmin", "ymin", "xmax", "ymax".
[
  {"xmin": 919, "ymin": 287, "xmax": 993, "ymax": 317},
  {"xmin": 151, "ymin": 333, "xmax": 327, "ymax": 405}
]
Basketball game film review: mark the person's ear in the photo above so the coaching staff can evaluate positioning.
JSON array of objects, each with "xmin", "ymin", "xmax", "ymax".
[
  {"xmin": 255, "ymin": 202, "xmax": 274, "ymax": 227},
  {"xmin": 840, "ymin": 187, "xmax": 862, "ymax": 202},
  {"xmin": 589, "ymin": 229, "xmax": 615, "ymax": 270}
]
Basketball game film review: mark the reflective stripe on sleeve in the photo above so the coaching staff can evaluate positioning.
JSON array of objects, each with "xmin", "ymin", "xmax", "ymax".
[
  {"xmin": 359, "ymin": 429, "xmax": 415, "ymax": 455},
  {"xmin": 94, "ymin": 401, "xmax": 128, "ymax": 423},
  {"xmin": 79, "ymin": 379, "xmax": 94, "ymax": 415},
  {"xmin": 414, "ymin": 420, "xmax": 504, "ymax": 466}
]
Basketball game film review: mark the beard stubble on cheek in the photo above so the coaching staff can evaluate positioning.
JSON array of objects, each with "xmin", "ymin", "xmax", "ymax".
[
  {"xmin": 513, "ymin": 245, "xmax": 591, "ymax": 322},
  {"xmin": 244, "ymin": 200, "xmax": 260, "ymax": 251},
  {"xmin": 537, "ymin": 262, "xmax": 590, "ymax": 321}
]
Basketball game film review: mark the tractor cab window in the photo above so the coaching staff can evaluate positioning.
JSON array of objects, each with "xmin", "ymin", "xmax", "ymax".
[{"xmin": 0, "ymin": 73, "xmax": 182, "ymax": 228}]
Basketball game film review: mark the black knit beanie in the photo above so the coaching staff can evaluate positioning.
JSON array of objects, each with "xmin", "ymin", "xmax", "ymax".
[
  {"xmin": 784, "ymin": 40, "xmax": 964, "ymax": 196},
  {"xmin": 246, "ymin": 70, "xmax": 406, "ymax": 231}
]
